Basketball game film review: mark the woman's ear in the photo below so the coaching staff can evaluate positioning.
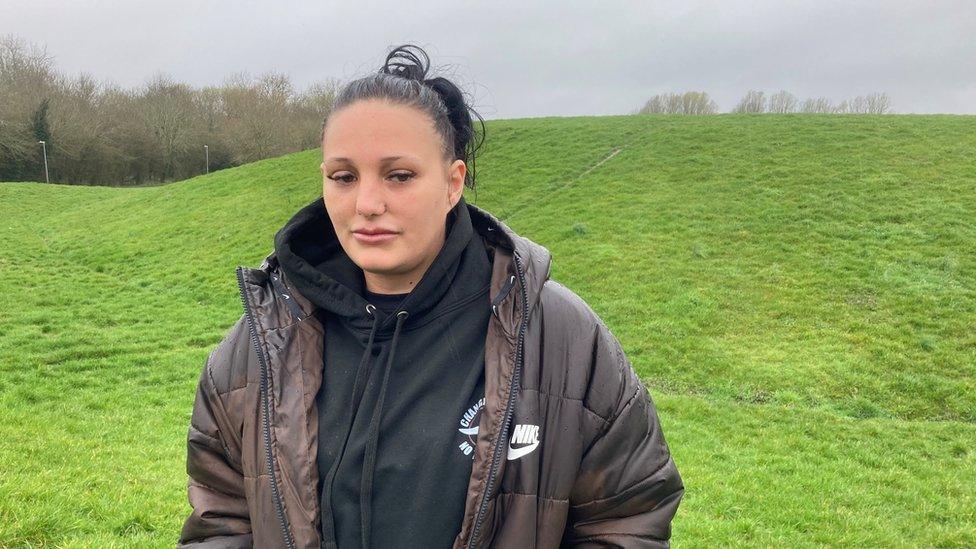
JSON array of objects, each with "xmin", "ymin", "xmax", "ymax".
[{"xmin": 448, "ymin": 158, "xmax": 466, "ymax": 206}]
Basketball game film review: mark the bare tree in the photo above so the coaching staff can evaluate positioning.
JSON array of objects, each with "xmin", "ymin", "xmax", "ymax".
[
  {"xmin": 136, "ymin": 72, "xmax": 204, "ymax": 181},
  {"xmin": 638, "ymin": 91, "xmax": 717, "ymax": 114},
  {"xmin": 638, "ymin": 95, "xmax": 663, "ymax": 114},
  {"xmin": 297, "ymin": 77, "xmax": 343, "ymax": 146},
  {"xmin": 218, "ymin": 70, "xmax": 298, "ymax": 164},
  {"xmin": 864, "ymin": 92, "xmax": 891, "ymax": 114},
  {"xmin": 732, "ymin": 90, "xmax": 767, "ymax": 113},
  {"xmin": 768, "ymin": 90, "xmax": 798, "ymax": 113},
  {"xmin": 800, "ymin": 97, "xmax": 834, "ymax": 113},
  {"xmin": 663, "ymin": 93, "xmax": 684, "ymax": 114},
  {"xmin": 45, "ymin": 72, "xmax": 114, "ymax": 183},
  {"xmin": 680, "ymin": 91, "xmax": 718, "ymax": 114},
  {"xmin": 0, "ymin": 34, "xmax": 57, "ymax": 181},
  {"xmin": 796, "ymin": 93, "xmax": 891, "ymax": 115},
  {"xmin": 846, "ymin": 94, "xmax": 891, "ymax": 114}
]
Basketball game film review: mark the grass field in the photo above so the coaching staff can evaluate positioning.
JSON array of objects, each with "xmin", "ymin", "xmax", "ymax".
[{"xmin": 1, "ymin": 114, "xmax": 974, "ymax": 547}]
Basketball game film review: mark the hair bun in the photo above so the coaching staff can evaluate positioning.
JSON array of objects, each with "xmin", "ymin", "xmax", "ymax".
[{"xmin": 380, "ymin": 44, "xmax": 430, "ymax": 82}]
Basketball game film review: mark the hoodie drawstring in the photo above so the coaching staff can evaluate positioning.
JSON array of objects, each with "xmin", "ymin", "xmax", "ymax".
[
  {"xmin": 320, "ymin": 303, "xmax": 410, "ymax": 549},
  {"xmin": 320, "ymin": 304, "xmax": 380, "ymax": 546},
  {"xmin": 360, "ymin": 308, "xmax": 408, "ymax": 548}
]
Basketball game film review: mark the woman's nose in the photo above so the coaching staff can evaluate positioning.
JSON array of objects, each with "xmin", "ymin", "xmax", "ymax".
[{"xmin": 356, "ymin": 177, "xmax": 387, "ymax": 216}]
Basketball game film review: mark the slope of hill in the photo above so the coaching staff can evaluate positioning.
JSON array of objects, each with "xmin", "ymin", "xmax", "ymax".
[{"xmin": 1, "ymin": 114, "xmax": 973, "ymax": 546}]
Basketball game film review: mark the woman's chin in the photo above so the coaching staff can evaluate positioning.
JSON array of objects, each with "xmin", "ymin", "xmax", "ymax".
[{"xmin": 354, "ymin": 253, "xmax": 402, "ymax": 275}]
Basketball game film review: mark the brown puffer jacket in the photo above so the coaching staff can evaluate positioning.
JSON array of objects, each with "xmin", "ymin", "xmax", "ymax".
[{"xmin": 178, "ymin": 202, "xmax": 683, "ymax": 548}]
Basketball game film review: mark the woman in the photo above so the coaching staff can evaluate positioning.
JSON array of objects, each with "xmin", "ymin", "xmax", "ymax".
[{"xmin": 179, "ymin": 44, "xmax": 683, "ymax": 548}]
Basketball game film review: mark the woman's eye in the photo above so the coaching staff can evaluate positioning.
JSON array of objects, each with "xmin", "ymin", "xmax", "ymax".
[
  {"xmin": 328, "ymin": 172, "xmax": 413, "ymax": 185},
  {"xmin": 390, "ymin": 171, "xmax": 414, "ymax": 183},
  {"xmin": 328, "ymin": 173, "xmax": 355, "ymax": 184}
]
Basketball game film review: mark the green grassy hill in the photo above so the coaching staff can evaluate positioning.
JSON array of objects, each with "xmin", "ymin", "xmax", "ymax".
[{"xmin": 1, "ymin": 114, "xmax": 974, "ymax": 547}]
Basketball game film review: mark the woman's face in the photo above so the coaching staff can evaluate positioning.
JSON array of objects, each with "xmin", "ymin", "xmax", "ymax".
[{"xmin": 320, "ymin": 98, "xmax": 466, "ymax": 294}]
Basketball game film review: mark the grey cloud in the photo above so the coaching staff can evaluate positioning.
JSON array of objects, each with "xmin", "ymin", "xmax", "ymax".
[{"xmin": 2, "ymin": 0, "xmax": 973, "ymax": 117}]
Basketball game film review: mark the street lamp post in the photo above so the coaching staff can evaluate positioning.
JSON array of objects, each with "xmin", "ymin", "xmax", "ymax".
[
  {"xmin": 204, "ymin": 144, "xmax": 209, "ymax": 174},
  {"xmin": 38, "ymin": 140, "xmax": 50, "ymax": 183}
]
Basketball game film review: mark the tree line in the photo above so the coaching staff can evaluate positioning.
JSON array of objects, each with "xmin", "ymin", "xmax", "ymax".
[
  {"xmin": 1, "ymin": 35, "xmax": 340, "ymax": 186},
  {"xmin": 3, "ymin": 34, "xmax": 898, "ymax": 186},
  {"xmin": 635, "ymin": 90, "xmax": 892, "ymax": 115}
]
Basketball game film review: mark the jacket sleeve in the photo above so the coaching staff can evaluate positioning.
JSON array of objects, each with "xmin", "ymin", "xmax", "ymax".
[
  {"xmin": 178, "ymin": 352, "xmax": 253, "ymax": 548},
  {"xmin": 562, "ymin": 320, "xmax": 684, "ymax": 548}
]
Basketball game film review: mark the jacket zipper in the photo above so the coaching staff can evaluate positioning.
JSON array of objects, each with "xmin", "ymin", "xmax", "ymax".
[
  {"xmin": 467, "ymin": 252, "xmax": 529, "ymax": 549},
  {"xmin": 236, "ymin": 266, "xmax": 297, "ymax": 549}
]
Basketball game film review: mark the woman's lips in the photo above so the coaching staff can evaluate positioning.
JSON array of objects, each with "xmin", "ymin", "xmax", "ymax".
[{"xmin": 353, "ymin": 231, "xmax": 397, "ymax": 244}]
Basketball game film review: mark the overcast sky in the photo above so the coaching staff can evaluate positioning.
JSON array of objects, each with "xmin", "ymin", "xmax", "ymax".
[{"xmin": 2, "ymin": 0, "xmax": 974, "ymax": 117}]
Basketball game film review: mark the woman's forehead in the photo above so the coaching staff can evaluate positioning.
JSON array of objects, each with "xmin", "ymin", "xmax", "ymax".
[{"xmin": 324, "ymin": 101, "xmax": 440, "ymax": 150}]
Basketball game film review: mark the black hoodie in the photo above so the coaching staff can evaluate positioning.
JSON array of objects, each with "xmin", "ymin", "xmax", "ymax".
[{"xmin": 273, "ymin": 194, "xmax": 493, "ymax": 548}]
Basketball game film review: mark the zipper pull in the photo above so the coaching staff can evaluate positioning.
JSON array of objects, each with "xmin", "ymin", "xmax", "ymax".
[
  {"xmin": 490, "ymin": 274, "xmax": 516, "ymax": 316},
  {"xmin": 270, "ymin": 273, "xmax": 308, "ymax": 321}
]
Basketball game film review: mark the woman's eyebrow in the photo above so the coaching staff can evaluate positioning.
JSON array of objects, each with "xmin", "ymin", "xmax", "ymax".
[{"xmin": 324, "ymin": 155, "xmax": 421, "ymax": 165}]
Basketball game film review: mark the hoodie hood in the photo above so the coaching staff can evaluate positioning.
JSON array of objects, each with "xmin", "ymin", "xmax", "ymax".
[
  {"xmin": 273, "ymin": 193, "xmax": 483, "ymax": 342},
  {"xmin": 250, "ymin": 195, "xmax": 553, "ymax": 343}
]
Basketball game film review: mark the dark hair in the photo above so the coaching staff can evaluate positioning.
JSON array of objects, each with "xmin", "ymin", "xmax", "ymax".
[{"xmin": 320, "ymin": 44, "xmax": 486, "ymax": 190}]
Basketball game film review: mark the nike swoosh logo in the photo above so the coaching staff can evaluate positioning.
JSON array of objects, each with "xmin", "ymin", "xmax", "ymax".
[
  {"xmin": 507, "ymin": 441, "xmax": 539, "ymax": 460},
  {"xmin": 458, "ymin": 426, "xmax": 479, "ymax": 436}
]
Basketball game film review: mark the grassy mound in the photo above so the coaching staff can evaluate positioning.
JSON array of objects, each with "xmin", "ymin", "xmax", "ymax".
[{"xmin": 1, "ymin": 113, "xmax": 973, "ymax": 546}]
